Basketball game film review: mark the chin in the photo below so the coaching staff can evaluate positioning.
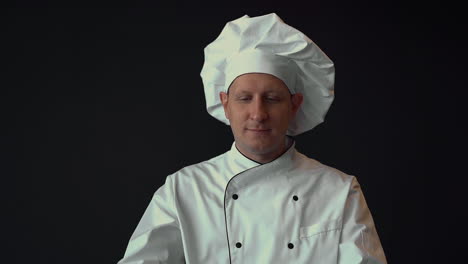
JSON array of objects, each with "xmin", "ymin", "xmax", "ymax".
[{"xmin": 245, "ymin": 139, "xmax": 281, "ymax": 155}]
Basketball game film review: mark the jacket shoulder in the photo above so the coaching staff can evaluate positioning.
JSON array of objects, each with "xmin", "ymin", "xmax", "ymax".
[{"xmin": 294, "ymin": 151, "xmax": 356, "ymax": 186}]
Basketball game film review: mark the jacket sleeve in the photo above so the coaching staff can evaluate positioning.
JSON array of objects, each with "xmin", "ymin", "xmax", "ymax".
[
  {"xmin": 117, "ymin": 175, "xmax": 185, "ymax": 264},
  {"xmin": 338, "ymin": 176, "xmax": 387, "ymax": 264}
]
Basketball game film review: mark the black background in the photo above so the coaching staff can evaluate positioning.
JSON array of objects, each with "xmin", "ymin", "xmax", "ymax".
[{"xmin": 2, "ymin": 3, "xmax": 464, "ymax": 264}]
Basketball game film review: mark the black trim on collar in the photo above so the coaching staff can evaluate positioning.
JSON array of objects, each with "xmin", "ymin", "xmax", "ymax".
[{"xmin": 233, "ymin": 136, "xmax": 295, "ymax": 165}]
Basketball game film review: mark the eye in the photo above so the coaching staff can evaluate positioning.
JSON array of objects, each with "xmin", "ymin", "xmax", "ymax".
[
  {"xmin": 236, "ymin": 96, "xmax": 251, "ymax": 102},
  {"xmin": 266, "ymin": 96, "xmax": 280, "ymax": 102}
]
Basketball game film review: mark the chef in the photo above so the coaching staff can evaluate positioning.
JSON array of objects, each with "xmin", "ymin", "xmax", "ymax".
[{"xmin": 117, "ymin": 13, "xmax": 387, "ymax": 264}]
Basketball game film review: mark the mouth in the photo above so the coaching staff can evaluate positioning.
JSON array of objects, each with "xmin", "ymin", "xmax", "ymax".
[{"xmin": 246, "ymin": 128, "xmax": 271, "ymax": 133}]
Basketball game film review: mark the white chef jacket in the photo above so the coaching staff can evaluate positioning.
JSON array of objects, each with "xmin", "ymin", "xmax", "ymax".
[{"xmin": 117, "ymin": 140, "xmax": 387, "ymax": 264}]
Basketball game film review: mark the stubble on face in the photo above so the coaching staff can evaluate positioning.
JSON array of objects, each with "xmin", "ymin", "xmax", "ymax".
[{"xmin": 220, "ymin": 73, "xmax": 303, "ymax": 163}]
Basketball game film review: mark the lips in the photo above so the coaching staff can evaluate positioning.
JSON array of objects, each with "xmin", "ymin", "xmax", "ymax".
[{"xmin": 246, "ymin": 128, "xmax": 271, "ymax": 132}]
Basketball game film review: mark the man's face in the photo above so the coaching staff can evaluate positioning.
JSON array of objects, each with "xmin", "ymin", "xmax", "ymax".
[{"xmin": 220, "ymin": 73, "xmax": 303, "ymax": 161}]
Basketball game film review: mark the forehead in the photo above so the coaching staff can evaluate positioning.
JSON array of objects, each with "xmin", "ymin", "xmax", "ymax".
[{"xmin": 229, "ymin": 73, "xmax": 290, "ymax": 94}]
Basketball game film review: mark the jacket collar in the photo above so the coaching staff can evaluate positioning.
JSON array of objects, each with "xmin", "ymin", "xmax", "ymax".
[
  {"xmin": 227, "ymin": 142, "xmax": 261, "ymax": 176},
  {"xmin": 226, "ymin": 137, "xmax": 297, "ymax": 181}
]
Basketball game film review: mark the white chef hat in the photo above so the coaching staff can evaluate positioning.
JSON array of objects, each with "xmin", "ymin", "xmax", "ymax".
[{"xmin": 200, "ymin": 13, "xmax": 335, "ymax": 136}]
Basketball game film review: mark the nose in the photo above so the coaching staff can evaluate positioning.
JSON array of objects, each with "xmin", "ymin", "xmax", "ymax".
[{"xmin": 249, "ymin": 97, "xmax": 268, "ymax": 122}]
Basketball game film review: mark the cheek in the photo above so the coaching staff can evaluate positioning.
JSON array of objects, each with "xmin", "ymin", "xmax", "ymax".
[
  {"xmin": 227, "ymin": 107, "xmax": 246, "ymax": 125},
  {"xmin": 274, "ymin": 106, "xmax": 293, "ymax": 121}
]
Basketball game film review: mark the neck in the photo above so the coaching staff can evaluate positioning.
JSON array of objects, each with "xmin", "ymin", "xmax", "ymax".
[{"xmin": 236, "ymin": 137, "xmax": 292, "ymax": 164}]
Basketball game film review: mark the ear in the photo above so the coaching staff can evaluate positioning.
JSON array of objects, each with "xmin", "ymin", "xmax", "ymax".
[
  {"xmin": 219, "ymin": 92, "xmax": 230, "ymax": 120},
  {"xmin": 290, "ymin": 93, "xmax": 304, "ymax": 116}
]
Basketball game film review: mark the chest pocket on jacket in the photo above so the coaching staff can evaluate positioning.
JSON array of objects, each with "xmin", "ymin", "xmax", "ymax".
[{"xmin": 299, "ymin": 218, "xmax": 342, "ymax": 239}]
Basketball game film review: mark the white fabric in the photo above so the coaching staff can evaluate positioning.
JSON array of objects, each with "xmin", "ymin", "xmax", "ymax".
[
  {"xmin": 224, "ymin": 49, "xmax": 298, "ymax": 94},
  {"xmin": 200, "ymin": 13, "xmax": 335, "ymax": 136},
  {"xmin": 117, "ymin": 141, "xmax": 387, "ymax": 263}
]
